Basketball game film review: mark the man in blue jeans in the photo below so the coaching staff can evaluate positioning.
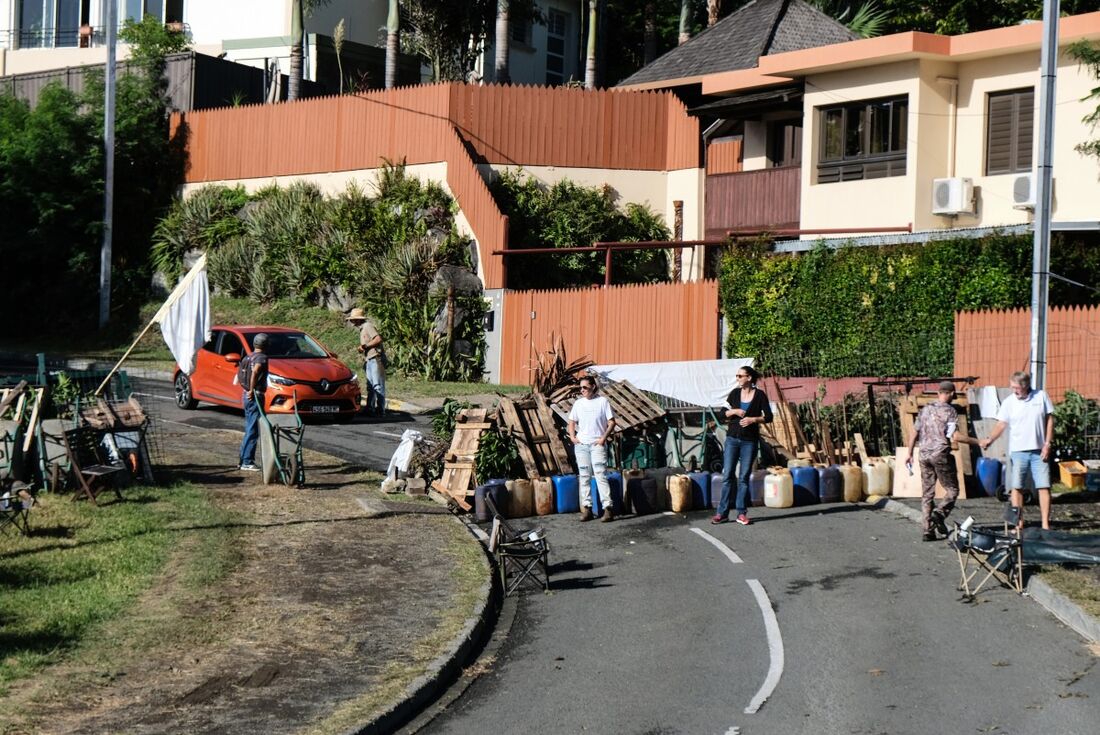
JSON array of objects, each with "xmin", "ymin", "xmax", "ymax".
[
  {"xmin": 238, "ymin": 332, "xmax": 270, "ymax": 471},
  {"xmin": 980, "ymin": 371, "xmax": 1055, "ymax": 530},
  {"xmin": 348, "ymin": 308, "xmax": 386, "ymax": 416},
  {"xmin": 568, "ymin": 376, "xmax": 616, "ymax": 522}
]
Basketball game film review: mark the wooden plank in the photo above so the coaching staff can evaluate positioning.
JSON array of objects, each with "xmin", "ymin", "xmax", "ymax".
[
  {"xmin": 22, "ymin": 388, "xmax": 43, "ymax": 453},
  {"xmin": 854, "ymin": 433, "xmax": 870, "ymax": 463},
  {"xmin": 0, "ymin": 381, "xmax": 28, "ymax": 418},
  {"xmin": 892, "ymin": 447, "xmax": 971, "ymax": 499},
  {"xmin": 498, "ymin": 398, "xmax": 541, "ymax": 479},
  {"xmin": 534, "ymin": 392, "xmax": 573, "ymax": 475}
]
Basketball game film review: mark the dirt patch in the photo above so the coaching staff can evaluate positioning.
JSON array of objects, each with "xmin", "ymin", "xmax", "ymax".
[{"xmin": 1, "ymin": 425, "xmax": 487, "ymax": 735}]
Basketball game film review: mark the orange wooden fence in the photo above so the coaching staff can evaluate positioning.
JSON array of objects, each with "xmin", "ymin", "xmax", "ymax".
[
  {"xmin": 706, "ymin": 138, "xmax": 743, "ymax": 175},
  {"xmin": 171, "ymin": 83, "xmax": 700, "ymax": 290},
  {"xmin": 499, "ymin": 280, "xmax": 720, "ymax": 385},
  {"xmin": 954, "ymin": 306, "xmax": 1100, "ymax": 401}
]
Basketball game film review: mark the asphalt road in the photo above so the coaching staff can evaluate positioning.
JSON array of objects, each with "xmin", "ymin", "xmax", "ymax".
[
  {"xmin": 426, "ymin": 505, "xmax": 1100, "ymax": 735},
  {"xmin": 132, "ymin": 376, "xmax": 430, "ymax": 472},
  {"xmin": 133, "ymin": 377, "xmax": 1099, "ymax": 734}
]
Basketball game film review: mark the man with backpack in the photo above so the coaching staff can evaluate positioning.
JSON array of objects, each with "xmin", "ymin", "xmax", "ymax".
[{"xmin": 238, "ymin": 333, "xmax": 270, "ymax": 472}]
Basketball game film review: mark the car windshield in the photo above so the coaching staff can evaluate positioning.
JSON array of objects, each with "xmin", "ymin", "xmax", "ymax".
[{"xmin": 244, "ymin": 332, "xmax": 328, "ymax": 359}]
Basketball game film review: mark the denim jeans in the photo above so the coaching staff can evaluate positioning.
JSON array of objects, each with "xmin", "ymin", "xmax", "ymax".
[
  {"xmin": 239, "ymin": 391, "xmax": 260, "ymax": 466},
  {"xmin": 717, "ymin": 435, "xmax": 758, "ymax": 517},
  {"xmin": 1009, "ymin": 450, "xmax": 1051, "ymax": 490},
  {"xmin": 365, "ymin": 357, "xmax": 386, "ymax": 414},
  {"xmin": 575, "ymin": 443, "xmax": 612, "ymax": 511}
]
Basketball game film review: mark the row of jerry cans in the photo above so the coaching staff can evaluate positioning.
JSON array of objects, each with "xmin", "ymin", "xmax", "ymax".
[{"xmin": 475, "ymin": 456, "xmax": 951, "ymax": 520}]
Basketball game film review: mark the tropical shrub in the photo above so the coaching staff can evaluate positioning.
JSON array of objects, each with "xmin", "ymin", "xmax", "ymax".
[{"xmin": 491, "ymin": 169, "xmax": 672, "ymax": 289}]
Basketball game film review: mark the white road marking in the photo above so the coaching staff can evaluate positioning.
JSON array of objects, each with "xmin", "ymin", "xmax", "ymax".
[
  {"xmin": 690, "ymin": 527, "xmax": 743, "ymax": 564},
  {"xmin": 687, "ymin": 528, "xmax": 785, "ymax": 717},
  {"xmin": 744, "ymin": 578, "xmax": 785, "ymax": 715},
  {"xmin": 372, "ymin": 430, "xmax": 404, "ymax": 438}
]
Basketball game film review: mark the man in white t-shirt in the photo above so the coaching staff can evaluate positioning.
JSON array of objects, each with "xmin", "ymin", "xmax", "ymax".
[
  {"xmin": 980, "ymin": 371, "xmax": 1055, "ymax": 530},
  {"xmin": 567, "ymin": 376, "xmax": 617, "ymax": 522}
]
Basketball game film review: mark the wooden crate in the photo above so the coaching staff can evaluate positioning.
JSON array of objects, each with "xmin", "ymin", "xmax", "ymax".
[{"xmin": 1058, "ymin": 460, "xmax": 1087, "ymax": 489}]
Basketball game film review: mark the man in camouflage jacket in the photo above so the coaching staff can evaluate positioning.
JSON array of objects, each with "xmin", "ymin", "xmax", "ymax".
[{"xmin": 904, "ymin": 381, "xmax": 973, "ymax": 541}]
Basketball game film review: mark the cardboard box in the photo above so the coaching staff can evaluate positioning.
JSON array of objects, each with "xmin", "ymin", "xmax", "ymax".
[{"xmin": 1058, "ymin": 460, "xmax": 1087, "ymax": 489}]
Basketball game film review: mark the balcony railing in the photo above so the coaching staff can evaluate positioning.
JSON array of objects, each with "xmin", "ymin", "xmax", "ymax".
[
  {"xmin": 705, "ymin": 165, "xmax": 801, "ymax": 237},
  {"xmin": 1, "ymin": 23, "xmax": 190, "ymax": 51}
]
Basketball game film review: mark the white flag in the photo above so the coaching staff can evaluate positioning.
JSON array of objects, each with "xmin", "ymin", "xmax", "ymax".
[{"xmin": 155, "ymin": 254, "xmax": 212, "ymax": 375}]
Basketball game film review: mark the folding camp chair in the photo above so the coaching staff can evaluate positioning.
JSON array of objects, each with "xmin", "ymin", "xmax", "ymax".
[
  {"xmin": 951, "ymin": 512, "xmax": 1024, "ymax": 599},
  {"xmin": 485, "ymin": 494, "xmax": 551, "ymax": 595},
  {"xmin": 61, "ymin": 426, "xmax": 125, "ymax": 505},
  {"xmin": 0, "ymin": 479, "xmax": 34, "ymax": 536}
]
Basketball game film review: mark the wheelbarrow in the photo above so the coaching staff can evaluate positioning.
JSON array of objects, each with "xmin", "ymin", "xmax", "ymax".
[{"xmin": 256, "ymin": 392, "xmax": 305, "ymax": 488}]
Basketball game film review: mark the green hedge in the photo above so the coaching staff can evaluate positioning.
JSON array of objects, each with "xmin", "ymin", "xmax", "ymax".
[{"xmin": 719, "ymin": 232, "xmax": 1100, "ymax": 377}]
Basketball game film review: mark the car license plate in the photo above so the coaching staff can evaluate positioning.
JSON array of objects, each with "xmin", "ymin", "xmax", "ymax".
[{"xmin": 312, "ymin": 406, "xmax": 340, "ymax": 413}]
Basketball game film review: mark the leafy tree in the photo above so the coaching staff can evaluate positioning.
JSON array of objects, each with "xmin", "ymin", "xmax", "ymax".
[
  {"xmin": 491, "ymin": 169, "xmax": 671, "ymax": 289},
  {"xmin": 1069, "ymin": 40, "xmax": 1100, "ymax": 165}
]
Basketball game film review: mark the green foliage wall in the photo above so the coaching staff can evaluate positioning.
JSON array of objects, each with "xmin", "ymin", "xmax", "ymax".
[
  {"xmin": 490, "ymin": 169, "xmax": 671, "ymax": 290},
  {"xmin": 719, "ymin": 232, "xmax": 1100, "ymax": 377}
]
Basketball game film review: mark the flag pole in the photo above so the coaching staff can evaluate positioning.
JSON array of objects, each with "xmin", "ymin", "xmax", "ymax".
[{"xmin": 94, "ymin": 254, "xmax": 209, "ymax": 396}]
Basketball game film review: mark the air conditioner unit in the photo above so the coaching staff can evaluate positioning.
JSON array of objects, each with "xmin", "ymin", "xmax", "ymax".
[
  {"xmin": 931, "ymin": 177, "xmax": 975, "ymax": 215},
  {"xmin": 1012, "ymin": 172, "xmax": 1036, "ymax": 210}
]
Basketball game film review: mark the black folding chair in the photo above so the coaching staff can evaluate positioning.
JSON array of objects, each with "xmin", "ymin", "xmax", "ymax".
[
  {"xmin": 0, "ymin": 479, "xmax": 34, "ymax": 536},
  {"xmin": 950, "ymin": 510, "xmax": 1024, "ymax": 599},
  {"xmin": 485, "ymin": 494, "xmax": 550, "ymax": 595}
]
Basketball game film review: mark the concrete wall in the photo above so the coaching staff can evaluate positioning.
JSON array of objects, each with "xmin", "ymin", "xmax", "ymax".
[{"xmin": 800, "ymin": 51, "xmax": 1100, "ymax": 235}]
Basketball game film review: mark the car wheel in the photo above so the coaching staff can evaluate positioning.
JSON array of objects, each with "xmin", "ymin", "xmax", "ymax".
[{"xmin": 174, "ymin": 373, "xmax": 198, "ymax": 410}]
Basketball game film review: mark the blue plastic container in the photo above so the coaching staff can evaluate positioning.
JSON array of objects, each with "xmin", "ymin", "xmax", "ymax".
[
  {"xmin": 817, "ymin": 465, "xmax": 843, "ymax": 504},
  {"xmin": 688, "ymin": 471, "xmax": 711, "ymax": 509},
  {"xmin": 791, "ymin": 466, "xmax": 819, "ymax": 505},
  {"xmin": 709, "ymin": 473, "xmax": 724, "ymax": 509},
  {"xmin": 552, "ymin": 475, "xmax": 580, "ymax": 514},
  {"xmin": 589, "ymin": 471, "xmax": 624, "ymax": 515},
  {"xmin": 976, "ymin": 457, "xmax": 1003, "ymax": 498}
]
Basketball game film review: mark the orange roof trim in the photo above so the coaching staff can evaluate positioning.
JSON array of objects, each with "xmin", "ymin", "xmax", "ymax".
[{"xmin": 703, "ymin": 11, "xmax": 1100, "ymax": 95}]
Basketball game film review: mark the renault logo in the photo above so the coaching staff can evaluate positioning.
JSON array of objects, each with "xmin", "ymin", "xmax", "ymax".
[{"xmin": 320, "ymin": 379, "xmax": 330, "ymax": 392}]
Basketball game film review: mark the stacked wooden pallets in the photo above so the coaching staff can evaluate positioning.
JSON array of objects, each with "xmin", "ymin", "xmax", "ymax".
[
  {"xmin": 550, "ymin": 380, "xmax": 665, "ymax": 434},
  {"xmin": 497, "ymin": 395, "xmax": 573, "ymax": 479},
  {"xmin": 431, "ymin": 408, "xmax": 490, "ymax": 510}
]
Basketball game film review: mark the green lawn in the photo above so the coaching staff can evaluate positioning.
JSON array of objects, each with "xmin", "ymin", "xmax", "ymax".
[{"xmin": 0, "ymin": 483, "xmax": 239, "ymax": 693}]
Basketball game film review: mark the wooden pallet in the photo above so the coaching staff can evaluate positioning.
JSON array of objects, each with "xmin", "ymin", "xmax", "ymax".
[
  {"xmin": 498, "ymin": 396, "xmax": 573, "ymax": 479},
  {"xmin": 430, "ymin": 408, "xmax": 489, "ymax": 510},
  {"xmin": 551, "ymin": 380, "xmax": 665, "ymax": 434}
]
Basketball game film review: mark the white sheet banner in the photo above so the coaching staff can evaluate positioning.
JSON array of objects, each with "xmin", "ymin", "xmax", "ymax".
[
  {"xmin": 156, "ymin": 255, "xmax": 212, "ymax": 375},
  {"xmin": 592, "ymin": 358, "xmax": 755, "ymax": 408}
]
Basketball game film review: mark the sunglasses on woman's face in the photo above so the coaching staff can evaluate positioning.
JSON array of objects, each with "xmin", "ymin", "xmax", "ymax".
[{"xmin": 580, "ymin": 385, "xmax": 592, "ymax": 391}]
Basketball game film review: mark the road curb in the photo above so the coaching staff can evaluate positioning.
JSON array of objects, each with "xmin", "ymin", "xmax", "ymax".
[
  {"xmin": 346, "ymin": 512, "xmax": 500, "ymax": 735},
  {"xmin": 870, "ymin": 496, "xmax": 1100, "ymax": 643},
  {"xmin": 385, "ymin": 398, "xmax": 432, "ymax": 415}
]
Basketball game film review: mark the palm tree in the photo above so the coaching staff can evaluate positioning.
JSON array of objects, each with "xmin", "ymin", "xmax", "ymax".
[
  {"xmin": 385, "ymin": 0, "xmax": 399, "ymax": 89},
  {"xmin": 707, "ymin": 0, "xmax": 721, "ymax": 27},
  {"xmin": 288, "ymin": 0, "xmax": 330, "ymax": 102},
  {"xmin": 584, "ymin": 0, "xmax": 597, "ymax": 89},
  {"xmin": 643, "ymin": 2, "xmax": 657, "ymax": 65},
  {"xmin": 494, "ymin": 0, "xmax": 511, "ymax": 83},
  {"xmin": 678, "ymin": 0, "xmax": 692, "ymax": 45}
]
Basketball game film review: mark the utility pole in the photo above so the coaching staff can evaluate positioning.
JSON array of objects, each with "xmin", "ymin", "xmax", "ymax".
[
  {"xmin": 99, "ymin": 0, "xmax": 117, "ymax": 329},
  {"xmin": 1030, "ymin": 0, "xmax": 1059, "ymax": 389}
]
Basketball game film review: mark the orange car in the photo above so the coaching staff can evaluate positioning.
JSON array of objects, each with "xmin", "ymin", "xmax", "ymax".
[{"xmin": 173, "ymin": 326, "xmax": 361, "ymax": 421}]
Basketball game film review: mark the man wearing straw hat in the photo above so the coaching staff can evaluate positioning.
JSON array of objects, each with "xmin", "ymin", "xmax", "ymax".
[{"xmin": 347, "ymin": 308, "xmax": 386, "ymax": 416}]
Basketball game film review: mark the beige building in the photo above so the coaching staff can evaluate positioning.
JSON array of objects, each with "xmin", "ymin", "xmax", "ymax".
[{"xmin": 623, "ymin": 9, "xmax": 1100, "ymax": 242}]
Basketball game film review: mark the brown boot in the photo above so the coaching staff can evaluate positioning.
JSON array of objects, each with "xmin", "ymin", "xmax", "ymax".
[
  {"xmin": 601, "ymin": 508, "xmax": 614, "ymax": 523},
  {"xmin": 580, "ymin": 506, "xmax": 594, "ymax": 522}
]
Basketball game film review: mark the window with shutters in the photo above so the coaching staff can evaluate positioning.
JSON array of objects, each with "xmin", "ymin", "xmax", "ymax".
[
  {"xmin": 816, "ymin": 96, "xmax": 907, "ymax": 183},
  {"xmin": 985, "ymin": 88, "xmax": 1034, "ymax": 175}
]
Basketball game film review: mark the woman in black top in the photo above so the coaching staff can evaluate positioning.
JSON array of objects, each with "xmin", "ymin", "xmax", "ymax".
[{"xmin": 712, "ymin": 365, "xmax": 773, "ymax": 525}]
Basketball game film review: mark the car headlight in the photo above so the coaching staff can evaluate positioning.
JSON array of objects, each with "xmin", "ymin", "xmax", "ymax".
[{"xmin": 268, "ymin": 373, "xmax": 296, "ymax": 386}]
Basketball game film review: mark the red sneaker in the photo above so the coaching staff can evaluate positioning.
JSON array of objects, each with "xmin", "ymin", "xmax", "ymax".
[
  {"xmin": 735, "ymin": 514, "xmax": 751, "ymax": 526},
  {"xmin": 711, "ymin": 514, "xmax": 728, "ymax": 525}
]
